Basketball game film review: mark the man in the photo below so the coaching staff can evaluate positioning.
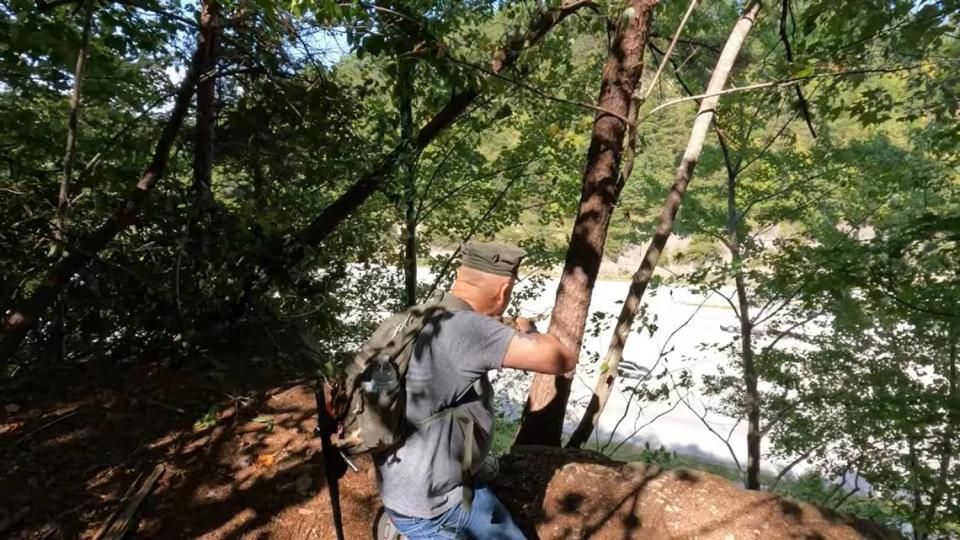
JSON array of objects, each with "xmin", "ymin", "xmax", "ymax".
[{"xmin": 376, "ymin": 240, "xmax": 577, "ymax": 539}]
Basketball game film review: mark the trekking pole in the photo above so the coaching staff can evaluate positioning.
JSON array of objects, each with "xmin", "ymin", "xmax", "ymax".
[{"xmin": 314, "ymin": 384, "xmax": 348, "ymax": 540}]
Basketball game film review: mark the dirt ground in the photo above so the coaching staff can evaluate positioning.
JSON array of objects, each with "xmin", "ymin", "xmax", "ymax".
[
  {"xmin": 0, "ymin": 354, "xmax": 381, "ymax": 540},
  {"xmin": 493, "ymin": 447, "xmax": 897, "ymax": 539},
  {"xmin": 1, "ymin": 354, "xmax": 895, "ymax": 540}
]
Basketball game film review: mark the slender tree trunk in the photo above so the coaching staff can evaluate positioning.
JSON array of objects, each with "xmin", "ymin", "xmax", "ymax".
[
  {"xmin": 715, "ymin": 127, "xmax": 761, "ymax": 489},
  {"xmin": 193, "ymin": 0, "xmax": 217, "ymax": 198},
  {"xmin": 724, "ymin": 157, "xmax": 760, "ymax": 490},
  {"xmin": 52, "ymin": 1, "xmax": 94, "ymax": 364},
  {"xmin": 0, "ymin": 43, "xmax": 204, "ymax": 366},
  {"xmin": 277, "ymin": 1, "xmax": 595, "ymax": 275},
  {"xmin": 252, "ymin": 139, "xmax": 267, "ymax": 208},
  {"xmin": 514, "ymin": 0, "xmax": 657, "ymax": 447},
  {"xmin": 398, "ymin": 58, "xmax": 418, "ymax": 306},
  {"xmin": 736, "ymin": 275, "xmax": 760, "ymax": 491},
  {"xmin": 192, "ymin": 0, "xmax": 219, "ymax": 226},
  {"xmin": 564, "ymin": 0, "xmax": 763, "ymax": 449},
  {"xmin": 175, "ymin": 0, "xmax": 218, "ymax": 354},
  {"xmin": 908, "ymin": 433, "xmax": 925, "ymax": 540},
  {"xmin": 923, "ymin": 322, "xmax": 957, "ymax": 528},
  {"xmin": 57, "ymin": 1, "xmax": 93, "ymax": 241},
  {"xmin": 375, "ymin": 0, "xmax": 420, "ymax": 306}
]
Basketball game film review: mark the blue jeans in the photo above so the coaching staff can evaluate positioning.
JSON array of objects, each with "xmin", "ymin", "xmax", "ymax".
[{"xmin": 386, "ymin": 484, "xmax": 526, "ymax": 539}]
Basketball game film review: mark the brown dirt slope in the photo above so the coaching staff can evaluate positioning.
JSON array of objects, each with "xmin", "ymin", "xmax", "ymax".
[
  {"xmin": 494, "ymin": 446, "xmax": 897, "ymax": 540},
  {"xmin": 1, "ymin": 358, "xmax": 894, "ymax": 539}
]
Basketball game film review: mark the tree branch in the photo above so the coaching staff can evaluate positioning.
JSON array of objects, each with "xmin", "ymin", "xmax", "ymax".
[
  {"xmin": 778, "ymin": 0, "xmax": 816, "ymax": 138},
  {"xmin": 637, "ymin": 65, "xmax": 929, "ymax": 123},
  {"xmin": 769, "ymin": 445, "xmax": 819, "ymax": 491},
  {"xmin": 279, "ymin": 0, "xmax": 597, "ymax": 273},
  {"xmin": 641, "ymin": 0, "xmax": 698, "ymax": 101}
]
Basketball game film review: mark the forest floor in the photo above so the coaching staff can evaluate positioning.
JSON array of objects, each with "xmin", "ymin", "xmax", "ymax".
[
  {"xmin": 0, "ymin": 346, "xmax": 894, "ymax": 540},
  {"xmin": 0, "ymin": 346, "xmax": 384, "ymax": 540}
]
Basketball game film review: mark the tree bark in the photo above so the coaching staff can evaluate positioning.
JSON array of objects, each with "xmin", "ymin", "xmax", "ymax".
[
  {"xmin": 0, "ymin": 43, "xmax": 204, "ymax": 366},
  {"xmin": 719, "ymin": 138, "xmax": 761, "ymax": 490},
  {"xmin": 52, "ymin": 0, "xmax": 95, "ymax": 364},
  {"xmin": 375, "ymin": 0, "xmax": 420, "ymax": 306},
  {"xmin": 175, "ymin": 0, "xmax": 218, "ymax": 353},
  {"xmin": 398, "ymin": 58, "xmax": 418, "ymax": 306},
  {"xmin": 923, "ymin": 322, "xmax": 957, "ymax": 530},
  {"xmin": 514, "ymin": 0, "xmax": 657, "ymax": 447},
  {"xmin": 276, "ymin": 0, "xmax": 596, "ymax": 275},
  {"xmin": 563, "ymin": 0, "xmax": 762, "ymax": 449},
  {"xmin": 192, "ymin": 0, "xmax": 218, "ymax": 217},
  {"xmin": 57, "ymin": 0, "xmax": 94, "ymax": 248}
]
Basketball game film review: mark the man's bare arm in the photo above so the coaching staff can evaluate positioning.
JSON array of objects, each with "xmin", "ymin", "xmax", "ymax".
[{"xmin": 502, "ymin": 318, "xmax": 577, "ymax": 374}]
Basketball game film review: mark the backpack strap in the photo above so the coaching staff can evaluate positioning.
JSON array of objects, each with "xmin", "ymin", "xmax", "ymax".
[
  {"xmin": 411, "ymin": 382, "xmax": 485, "ymax": 514},
  {"xmin": 457, "ymin": 411, "xmax": 476, "ymax": 513},
  {"xmin": 409, "ymin": 292, "xmax": 483, "ymax": 513},
  {"xmin": 413, "ymin": 400, "xmax": 478, "ymax": 513},
  {"xmin": 432, "ymin": 291, "xmax": 474, "ymax": 313}
]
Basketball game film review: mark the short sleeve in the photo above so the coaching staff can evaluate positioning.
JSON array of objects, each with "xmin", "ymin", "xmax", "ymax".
[{"xmin": 444, "ymin": 311, "xmax": 514, "ymax": 378}]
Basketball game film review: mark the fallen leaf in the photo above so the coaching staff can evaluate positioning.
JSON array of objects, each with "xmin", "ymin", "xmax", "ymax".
[{"xmin": 255, "ymin": 453, "xmax": 275, "ymax": 467}]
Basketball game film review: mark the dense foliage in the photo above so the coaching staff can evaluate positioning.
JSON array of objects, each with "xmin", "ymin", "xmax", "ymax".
[{"xmin": 1, "ymin": 0, "xmax": 957, "ymax": 537}]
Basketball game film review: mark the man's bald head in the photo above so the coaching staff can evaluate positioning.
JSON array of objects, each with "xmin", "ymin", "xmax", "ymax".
[
  {"xmin": 455, "ymin": 265, "xmax": 512, "ymax": 288},
  {"xmin": 450, "ymin": 264, "xmax": 516, "ymax": 316}
]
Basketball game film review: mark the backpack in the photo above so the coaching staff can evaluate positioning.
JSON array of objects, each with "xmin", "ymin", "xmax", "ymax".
[{"xmin": 325, "ymin": 292, "xmax": 478, "ymax": 457}]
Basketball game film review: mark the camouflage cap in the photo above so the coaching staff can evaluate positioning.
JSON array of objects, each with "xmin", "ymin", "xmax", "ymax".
[{"xmin": 460, "ymin": 240, "xmax": 526, "ymax": 277}]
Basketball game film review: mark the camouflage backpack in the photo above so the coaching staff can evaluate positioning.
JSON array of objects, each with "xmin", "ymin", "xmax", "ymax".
[{"xmin": 325, "ymin": 292, "xmax": 480, "ymax": 457}]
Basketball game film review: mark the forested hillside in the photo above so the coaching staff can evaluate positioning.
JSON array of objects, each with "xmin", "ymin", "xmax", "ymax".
[{"xmin": 1, "ymin": 0, "xmax": 957, "ymax": 538}]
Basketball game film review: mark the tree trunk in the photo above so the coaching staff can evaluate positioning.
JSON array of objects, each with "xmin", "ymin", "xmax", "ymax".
[
  {"xmin": 720, "ymin": 143, "xmax": 761, "ymax": 490},
  {"xmin": 713, "ymin": 125, "xmax": 761, "ymax": 489},
  {"xmin": 398, "ymin": 58, "xmax": 417, "ymax": 307},
  {"xmin": 191, "ymin": 0, "xmax": 219, "ymax": 256},
  {"xmin": 923, "ymin": 322, "xmax": 957, "ymax": 529},
  {"xmin": 376, "ymin": 0, "xmax": 420, "ymax": 306},
  {"xmin": 564, "ymin": 0, "xmax": 762, "ymax": 449},
  {"xmin": 277, "ymin": 0, "xmax": 595, "ymax": 275},
  {"xmin": 514, "ymin": 0, "xmax": 657, "ymax": 447},
  {"xmin": 51, "ymin": 0, "xmax": 95, "ymax": 364},
  {"xmin": 0, "ymin": 43, "xmax": 204, "ymax": 366},
  {"xmin": 174, "ymin": 0, "xmax": 219, "ymax": 354},
  {"xmin": 57, "ymin": 1, "xmax": 93, "ymax": 241}
]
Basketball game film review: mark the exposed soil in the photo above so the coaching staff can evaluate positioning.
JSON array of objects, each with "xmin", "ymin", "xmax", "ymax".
[
  {"xmin": 1, "ymin": 353, "xmax": 894, "ymax": 540},
  {"xmin": 0, "ymin": 351, "xmax": 378, "ymax": 540},
  {"xmin": 494, "ymin": 447, "xmax": 897, "ymax": 539}
]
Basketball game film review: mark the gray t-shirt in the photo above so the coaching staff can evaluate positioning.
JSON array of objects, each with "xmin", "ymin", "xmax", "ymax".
[{"xmin": 374, "ymin": 309, "xmax": 514, "ymax": 518}]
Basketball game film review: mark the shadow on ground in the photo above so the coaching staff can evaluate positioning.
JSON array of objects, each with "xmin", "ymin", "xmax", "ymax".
[
  {"xmin": 1, "ymin": 340, "xmax": 897, "ymax": 540},
  {"xmin": 493, "ymin": 446, "xmax": 897, "ymax": 540},
  {"xmin": 0, "ymin": 338, "xmax": 378, "ymax": 540}
]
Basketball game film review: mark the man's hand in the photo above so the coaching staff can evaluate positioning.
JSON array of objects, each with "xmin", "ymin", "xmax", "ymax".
[
  {"xmin": 502, "ymin": 319, "xmax": 577, "ymax": 375},
  {"xmin": 514, "ymin": 317, "xmax": 538, "ymax": 335}
]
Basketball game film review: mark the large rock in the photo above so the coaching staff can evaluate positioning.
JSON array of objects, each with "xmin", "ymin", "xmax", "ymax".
[{"xmin": 493, "ymin": 446, "xmax": 896, "ymax": 540}]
